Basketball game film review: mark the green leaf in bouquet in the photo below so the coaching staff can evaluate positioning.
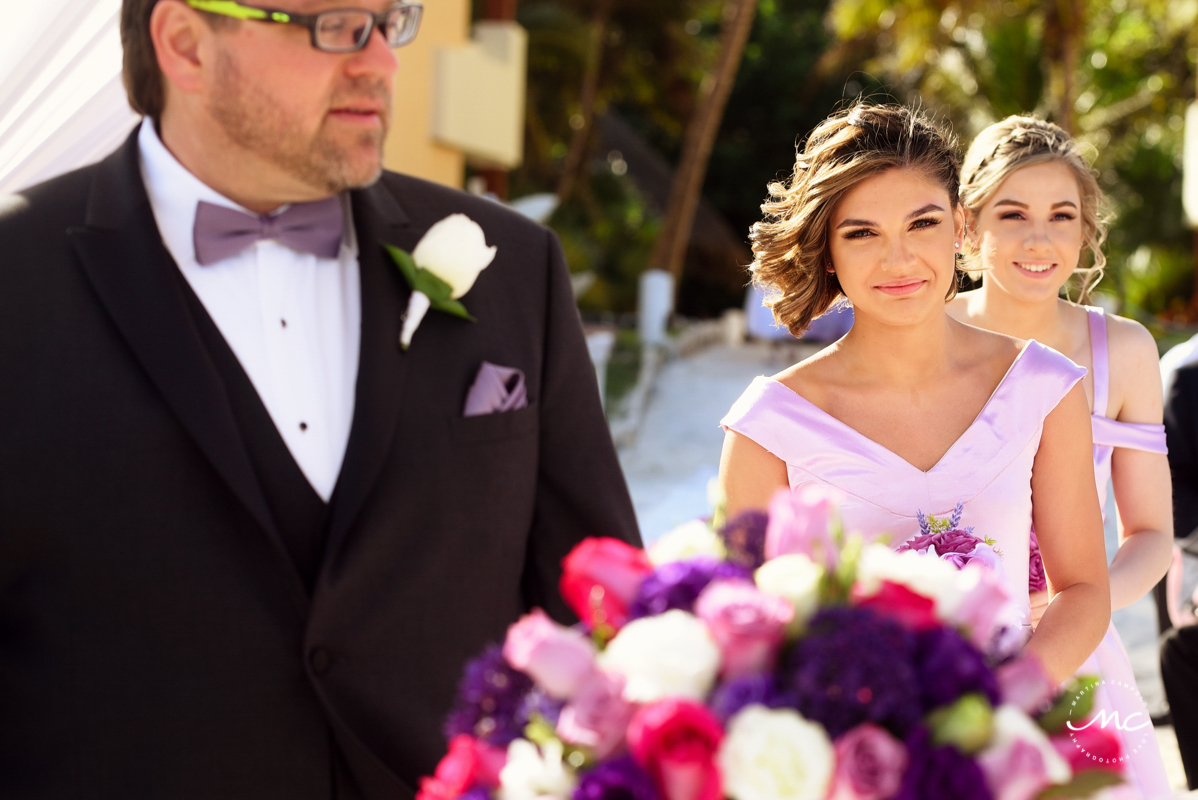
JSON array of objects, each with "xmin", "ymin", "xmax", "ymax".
[
  {"xmin": 1037, "ymin": 676, "xmax": 1100, "ymax": 736},
  {"xmin": 1035, "ymin": 769, "xmax": 1124, "ymax": 798},
  {"xmin": 524, "ymin": 714, "xmax": 594, "ymax": 770},
  {"xmin": 384, "ymin": 244, "xmax": 419, "ymax": 287},
  {"xmin": 823, "ymin": 533, "xmax": 863, "ymax": 605},
  {"xmin": 927, "ymin": 693, "xmax": 994, "ymax": 754}
]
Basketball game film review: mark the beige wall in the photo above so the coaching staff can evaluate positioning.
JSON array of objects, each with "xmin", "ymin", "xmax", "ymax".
[{"xmin": 383, "ymin": 0, "xmax": 470, "ymax": 188}]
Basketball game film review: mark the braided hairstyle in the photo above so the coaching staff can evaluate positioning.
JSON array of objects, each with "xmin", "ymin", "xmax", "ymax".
[
  {"xmin": 960, "ymin": 116, "xmax": 1109, "ymax": 302},
  {"xmin": 749, "ymin": 103, "xmax": 961, "ymax": 337}
]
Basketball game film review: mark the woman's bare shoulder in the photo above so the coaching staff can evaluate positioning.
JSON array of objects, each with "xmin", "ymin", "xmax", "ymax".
[{"xmin": 1105, "ymin": 313, "xmax": 1164, "ymax": 416}]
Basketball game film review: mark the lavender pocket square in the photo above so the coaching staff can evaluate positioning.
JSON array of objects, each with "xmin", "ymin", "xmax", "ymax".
[{"xmin": 463, "ymin": 362, "xmax": 528, "ymax": 417}]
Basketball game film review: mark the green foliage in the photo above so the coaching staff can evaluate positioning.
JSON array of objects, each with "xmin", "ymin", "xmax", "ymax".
[{"xmin": 1037, "ymin": 675, "xmax": 1099, "ymax": 735}]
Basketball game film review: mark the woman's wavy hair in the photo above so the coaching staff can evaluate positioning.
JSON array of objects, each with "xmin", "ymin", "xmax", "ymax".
[
  {"xmin": 960, "ymin": 115, "xmax": 1109, "ymax": 303},
  {"xmin": 749, "ymin": 103, "xmax": 961, "ymax": 336}
]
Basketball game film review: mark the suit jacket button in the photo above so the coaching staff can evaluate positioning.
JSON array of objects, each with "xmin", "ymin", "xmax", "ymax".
[{"xmin": 309, "ymin": 647, "xmax": 334, "ymax": 676}]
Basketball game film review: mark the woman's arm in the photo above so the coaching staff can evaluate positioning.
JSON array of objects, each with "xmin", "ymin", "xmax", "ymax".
[
  {"xmin": 1025, "ymin": 381, "xmax": 1111, "ymax": 683},
  {"xmin": 718, "ymin": 430, "xmax": 790, "ymax": 519},
  {"xmin": 1107, "ymin": 318, "xmax": 1173, "ymax": 609}
]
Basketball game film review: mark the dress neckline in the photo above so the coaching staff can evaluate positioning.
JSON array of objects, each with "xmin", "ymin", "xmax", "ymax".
[{"xmin": 763, "ymin": 340, "xmax": 1035, "ymax": 476}]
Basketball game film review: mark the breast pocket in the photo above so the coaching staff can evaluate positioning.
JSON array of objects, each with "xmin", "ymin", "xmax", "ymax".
[{"xmin": 449, "ymin": 402, "xmax": 539, "ymax": 445}]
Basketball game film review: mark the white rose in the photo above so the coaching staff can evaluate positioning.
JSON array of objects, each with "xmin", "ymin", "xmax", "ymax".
[
  {"xmin": 754, "ymin": 554, "xmax": 824, "ymax": 636},
  {"xmin": 855, "ymin": 543, "xmax": 963, "ymax": 619},
  {"xmin": 718, "ymin": 705, "xmax": 834, "ymax": 800},
  {"xmin": 412, "ymin": 214, "xmax": 498, "ymax": 299},
  {"xmin": 598, "ymin": 610, "xmax": 720, "ymax": 702},
  {"xmin": 498, "ymin": 738, "xmax": 577, "ymax": 800},
  {"xmin": 978, "ymin": 705, "xmax": 1071, "ymax": 788},
  {"xmin": 647, "ymin": 519, "xmax": 726, "ymax": 566}
]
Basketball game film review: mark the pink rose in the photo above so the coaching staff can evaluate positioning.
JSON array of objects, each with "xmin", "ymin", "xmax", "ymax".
[
  {"xmin": 996, "ymin": 656, "xmax": 1053, "ymax": 715},
  {"xmin": 503, "ymin": 608, "xmax": 597, "ymax": 699},
  {"xmin": 560, "ymin": 538, "xmax": 654, "ymax": 632},
  {"xmin": 828, "ymin": 723, "xmax": 907, "ymax": 800},
  {"xmin": 1028, "ymin": 529, "xmax": 1047, "ymax": 592},
  {"xmin": 694, "ymin": 579, "xmax": 793, "ymax": 679},
  {"xmin": 417, "ymin": 735, "xmax": 507, "ymax": 800},
  {"xmin": 979, "ymin": 740, "xmax": 1057, "ymax": 800},
  {"xmin": 556, "ymin": 669, "xmax": 634, "ymax": 758},
  {"xmin": 764, "ymin": 484, "xmax": 842, "ymax": 568},
  {"xmin": 851, "ymin": 579, "xmax": 939, "ymax": 632},
  {"xmin": 948, "ymin": 565, "xmax": 1011, "ymax": 647},
  {"xmin": 628, "ymin": 699, "xmax": 724, "ymax": 800}
]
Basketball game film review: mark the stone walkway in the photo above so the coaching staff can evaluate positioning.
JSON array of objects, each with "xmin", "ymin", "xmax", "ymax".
[{"xmin": 618, "ymin": 341, "xmax": 1192, "ymax": 795}]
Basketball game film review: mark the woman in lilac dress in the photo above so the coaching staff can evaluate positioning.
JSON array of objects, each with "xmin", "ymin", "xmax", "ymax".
[
  {"xmin": 948, "ymin": 116, "xmax": 1173, "ymax": 797},
  {"xmin": 718, "ymin": 104, "xmax": 1110, "ymax": 687}
]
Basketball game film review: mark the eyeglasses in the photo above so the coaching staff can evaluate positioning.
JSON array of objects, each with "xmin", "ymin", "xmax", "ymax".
[{"xmin": 185, "ymin": 0, "xmax": 423, "ymax": 52}]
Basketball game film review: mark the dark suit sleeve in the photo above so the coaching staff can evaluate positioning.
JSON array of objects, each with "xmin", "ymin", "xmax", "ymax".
[
  {"xmin": 1166, "ymin": 366, "xmax": 1198, "ymax": 550},
  {"xmin": 522, "ymin": 229, "xmax": 642, "ymax": 622}
]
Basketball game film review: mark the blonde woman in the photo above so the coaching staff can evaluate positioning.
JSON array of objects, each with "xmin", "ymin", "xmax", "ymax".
[
  {"xmin": 949, "ymin": 115, "xmax": 1173, "ymax": 797},
  {"xmin": 719, "ymin": 104, "xmax": 1110, "ymax": 684}
]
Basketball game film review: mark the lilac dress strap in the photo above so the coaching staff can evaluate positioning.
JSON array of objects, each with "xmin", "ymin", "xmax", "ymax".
[{"xmin": 1086, "ymin": 307, "xmax": 1166, "ymax": 477}]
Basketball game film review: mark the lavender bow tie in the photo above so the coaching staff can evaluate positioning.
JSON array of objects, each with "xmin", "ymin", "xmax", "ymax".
[{"xmin": 193, "ymin": 197, "xmax": 344, "ymax": 266}]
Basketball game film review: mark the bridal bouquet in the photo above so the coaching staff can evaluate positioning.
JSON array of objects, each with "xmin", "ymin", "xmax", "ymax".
[{"xmin": 421, "ymin": 487, "xmax": 1122, "ymax": 800}]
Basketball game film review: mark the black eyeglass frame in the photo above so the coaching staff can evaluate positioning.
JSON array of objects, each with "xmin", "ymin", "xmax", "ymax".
[{"xmin": 184, "ymin": 0, "xmax": 424, "ymax": 53}]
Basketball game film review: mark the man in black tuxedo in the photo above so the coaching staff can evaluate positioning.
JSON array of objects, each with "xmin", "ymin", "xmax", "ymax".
[
  {"xmin": 0, "ymin": 1, "xmax": 639, "ymax": 797},
  {"xmin": 1162, "ymin": 361, "xmax": 1198, "ymax": 789}
]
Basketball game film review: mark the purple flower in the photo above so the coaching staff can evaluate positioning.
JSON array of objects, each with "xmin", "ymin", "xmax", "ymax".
[
  {"xmin": 573, "ymin": 755, "xmax": 660, "ymax": 800},
  {"xmin": 717, "ymin": 510, "xmax": 769, "ymax": 570},
  {"xmin": 629, "ymin": 558, "xmax": 752, "ymax": 619},
  {"xmin": 1028, "ymin": 529, "xmax": 1047, "ymax": 593},
  {"xmin": 831, "ymin": 723, "xmax": 908, "ymax": 800},
  {"xmin": 444, "ymin": 645, "xmax": 535, "ymax": 746},
  {"xmin": 914, "ymin": 628, "xmax": 1000, "ymax": 711},
  {"xmin": 708, "ymin": 674, "xmax": 793, "ymax": 723},
  {"xmin": 900, "ymin": 528, "xmax": 984, "ymax": 558},
  {"xmin": 785, "ymin": 606, "xmax": 923, "ymax": 738},
  {"xmin": 458, "ymin": 789, "xmax": 494, "ymax": 800},
  {"xmin": 894, "ymin": 727, "xmax": 994, "ymax": 800}
]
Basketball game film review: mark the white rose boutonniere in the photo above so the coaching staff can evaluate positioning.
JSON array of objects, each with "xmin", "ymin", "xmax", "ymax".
[{"xmin": 385, "ymin": 214, "xmax": 498, "ymax": 350}]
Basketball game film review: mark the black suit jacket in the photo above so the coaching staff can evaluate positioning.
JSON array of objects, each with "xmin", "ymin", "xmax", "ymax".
[
  {"xmin": 1166, "ymin": 362, "xmax": 1198, "ymax": 552},
  {"xmin": 0, "ymin": 133, "xmax": 640, "ymax": 799}
]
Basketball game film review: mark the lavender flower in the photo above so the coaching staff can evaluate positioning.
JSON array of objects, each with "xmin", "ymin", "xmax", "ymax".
[
  {"xmin": 709, "ymin": 674, "xmax": 794, "ymax": 723},
  {"xmin": 444, "ymin": 645, "xmax": 535, "ymax": 746},
  {"xmin": 785, "ymin": 607, "xmax": 923, "ymax": 738},
  {"xmin": 914, "ymin": 628, "xmax": 1000, "ymax": 710},
  {"xmin": 572, "ymin": 756, "xmax": 660, "ymax": 800},
  {"xmin": 894, "ymin": 727, "xmax": 994, "ymax": 800},
  {"xmin": 629, "ymin": 558, "xmax": 752, "ymax": 619},
  {"xmin": 718, "ymin": 510, "xmax": 770, "ymax": 570}
]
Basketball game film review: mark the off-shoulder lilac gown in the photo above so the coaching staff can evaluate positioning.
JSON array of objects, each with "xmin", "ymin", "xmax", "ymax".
[
  {"xmin": 721, "ymin": 336, "xmax": 1173, "ymax": 798},
  {"xmin": 1081, "ymin": 306, "xmax": 1172, "ymax": 799}
]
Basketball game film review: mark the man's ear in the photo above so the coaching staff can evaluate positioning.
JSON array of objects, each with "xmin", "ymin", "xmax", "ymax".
[{"xmin": 150, "ymin": 0, "xmax": 210, "ymax": 95}]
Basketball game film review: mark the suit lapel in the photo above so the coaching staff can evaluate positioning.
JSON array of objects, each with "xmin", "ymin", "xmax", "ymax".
[
  {"xmin": 324, "ymin": 182, "xmax": 417, "ymax": 555},
  {"xmin": 66, "ymin": 133, "xmax": 308, "ymax": 608}
]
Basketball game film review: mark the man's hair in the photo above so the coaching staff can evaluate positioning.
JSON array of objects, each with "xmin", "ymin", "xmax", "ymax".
[
  {"xmin": 749, "ymin": 103, "xmax": 961, "ymax": 336},
  {"xmin": 121, "ymin": 0, "xmax": 231, "ymax": 120}
]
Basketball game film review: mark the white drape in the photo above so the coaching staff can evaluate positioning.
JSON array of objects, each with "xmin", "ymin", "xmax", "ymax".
[{"xmin": 0, "ymin": 0, "xmax": 139, "ymax": 195}]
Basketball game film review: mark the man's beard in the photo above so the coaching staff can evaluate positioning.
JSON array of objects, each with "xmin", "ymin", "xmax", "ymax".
[{"xmin": 209, "ymin": 50, "xmax": 391, "ymax": 195}]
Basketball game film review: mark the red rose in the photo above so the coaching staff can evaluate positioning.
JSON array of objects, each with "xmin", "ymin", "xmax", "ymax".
[
  {"xmin": 852, "ymin": 580, "xmax": 939, "ymax": 631},
  {"xmin": 627, "ymin": 699, "xmax": 724, "ymax": 800},
  {"xmin": 417, "ymin": 735, "xmax": 506, "ymax": 800},
  {"xmin": 560, "ymin": 537, "xmax": 653, "ymax": 631}
]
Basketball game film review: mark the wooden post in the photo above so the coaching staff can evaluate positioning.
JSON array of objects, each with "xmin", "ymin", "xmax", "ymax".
[{"xmin": 647, "ymin": 0, "xmax": 760, "ymax": 289}]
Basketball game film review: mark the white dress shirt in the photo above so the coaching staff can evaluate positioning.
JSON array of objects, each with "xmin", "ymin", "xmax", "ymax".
[{"xmin": 138, "ymin": 119, "xmax": 360, "ymax": 501}]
